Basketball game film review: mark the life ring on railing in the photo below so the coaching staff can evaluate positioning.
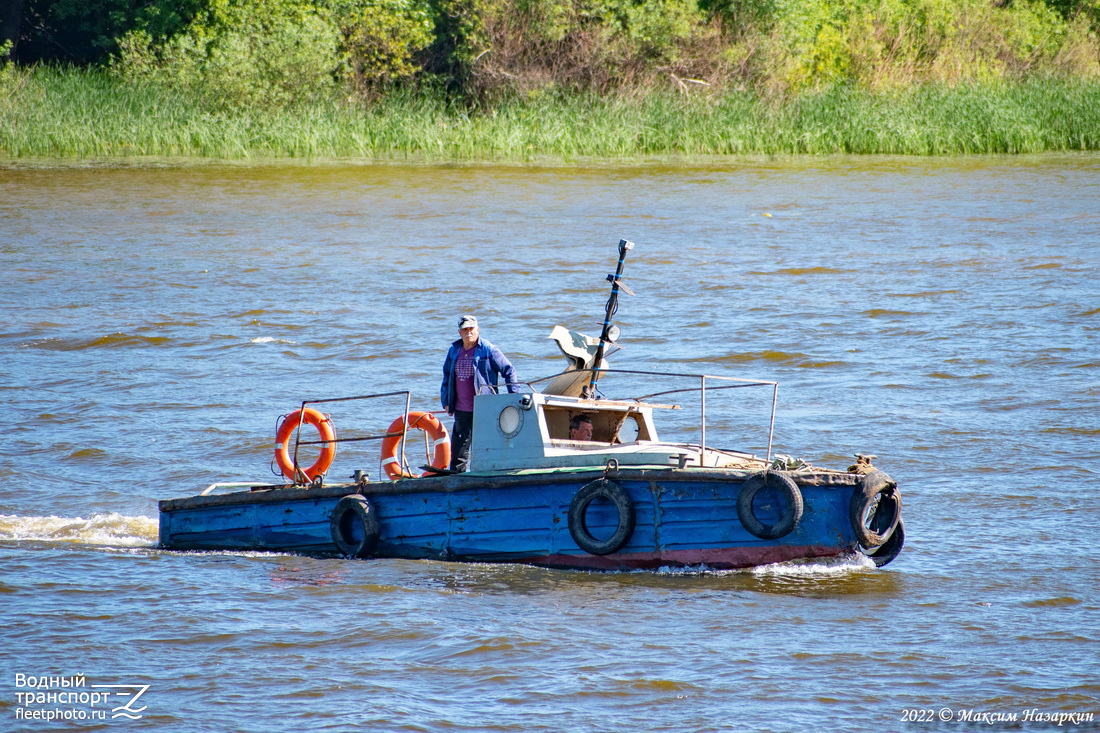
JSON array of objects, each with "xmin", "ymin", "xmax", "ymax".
[
  {"xmin": 568, "ymin": 479, "xmax": 636, "ymax": 556},
  {"xmin": 379, "ymin": 411, "xmax": 451, "ymax": 479},
  {"xmin": 849, "ymin": 470, "xmax": 901, "ymax": 548},
  {"xmin": 275, "ymin": 408, "xmax": 337, "ymax": 482},
  {"xmin": 737, "ymin": 471, "xmax": 803, "ymax": 539},
  {"xmin": 330, "ymin": 495, "xmax": 380, "ymax": 558}
]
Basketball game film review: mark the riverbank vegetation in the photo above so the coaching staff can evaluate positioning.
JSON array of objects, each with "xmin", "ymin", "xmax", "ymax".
[{"xmin": 3, "ymin": 0, "xmax": 1100, "ymax": 158}]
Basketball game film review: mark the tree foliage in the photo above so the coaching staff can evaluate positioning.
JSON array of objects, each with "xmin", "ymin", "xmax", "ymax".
[
  {"xmin": 9, "ymin": 0, "xmax": 1100, "ymax": 105},
  {"xmin": 755, "ymin": 0, "xmax": 1100, "ymax": 92},
  {"xmin": 113, "ymin": 0, "xmax": 341, "ymax": 108},
  {"xmin": 334, "ymin": 0, "xmax": 435, "ymax": 94},
  {"xmin": 14, "ymin": 0, "xmax": 203, "ymax": 63}
]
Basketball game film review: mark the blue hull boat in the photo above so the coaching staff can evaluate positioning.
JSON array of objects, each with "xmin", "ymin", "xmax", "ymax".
[
  {"xmin": 159, "ymin": 241, "xmax": 905, "ymax": 569},
  {"xmin": 159, "ymin": 466, "xmax": 903, "ymax": 570}
]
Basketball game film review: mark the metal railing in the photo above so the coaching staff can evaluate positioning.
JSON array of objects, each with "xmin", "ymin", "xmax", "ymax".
[
  {"xmin": 284, "ymin": 391, "xmax": 412, "ymax": 484},
  {"xmin": 523, "ymin": 368, "xmax": 779, "ymax": 462},
  {"xmin": 280, "ymin": 368, "xmax": 780, "ymax": 484}
]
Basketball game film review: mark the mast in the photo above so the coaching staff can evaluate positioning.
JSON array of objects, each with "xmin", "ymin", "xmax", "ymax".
[{"xmin": 586, "ymin": 239, "xmax": 634, "ymax": 398}]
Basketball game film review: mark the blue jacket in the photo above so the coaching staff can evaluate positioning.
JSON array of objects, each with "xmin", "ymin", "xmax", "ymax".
[{"xmin": 440, "ymin": 338, "xmax": 518, "ymax": 412}]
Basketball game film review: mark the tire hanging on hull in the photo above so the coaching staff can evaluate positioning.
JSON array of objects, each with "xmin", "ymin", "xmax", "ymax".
[
  {"xmin": 862, "ymin": 518, "xmax": 905, "ymax": 567},
  {"xmin": 330, "ymin": 495, "xmax": 380, "ymax": 558},
  {"xmin": 737, "ymin": 471, "xmax": 803, "ymax": 540},
  {"xmin": 849, "ymin": 470, "xmax": 901, "ymax": 548},
  {"xmin": 568, "ymin": 479, "xmax": 635, "ymax": 556}
]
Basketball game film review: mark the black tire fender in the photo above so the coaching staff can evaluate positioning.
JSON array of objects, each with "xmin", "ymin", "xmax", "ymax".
[
  {"xmin": 863, "ymin": 518, "xmax": 905, "ymax": 567},
  {"xmin": 737, "ymin": 471, "xmax": 804, "ymax": 539},
  {"xmin": 568, "ymin": 479, "xmax": 635, "ymax": 556},
  {"xmin": 850, "ymin": 470, "xmax": 901, "ymax": 548},
  {"xmin": 330, "ymin": 494, "xmax": 380, "ymax": 558}
]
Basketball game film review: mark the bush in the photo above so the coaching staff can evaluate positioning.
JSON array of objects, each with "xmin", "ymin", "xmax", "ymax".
[
  {"xmin": 113, "ymin": 0, "xmax": 342, "ymax": 109},
  {"xmin": 750, "ymin": 0, "xmax": 1100, "ymax": 94},
  {"xmin": 326, "ymin": 0, "xmax": 436, "ymax": 95},
  {"xmin": 1, "ymin": 41, "xmax": 23, "ymax": 104},
  {"xmin": 31, "ymin": 0, "xmax": 1100, "ymax": 105},
  {"xmin": 15, "ymin": 0, "xmax": 204, "ymax": 64},
  {"xmin": 458, "ymin": 0, "xmax": 716, "ymax": 100},
  {"xmin": 423, "ymin": 0, "xmax": 492, "ymax": 94}
]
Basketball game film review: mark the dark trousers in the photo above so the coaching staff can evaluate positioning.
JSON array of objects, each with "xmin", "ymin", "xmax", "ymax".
[{"xmin": 450, "ymin": 410, "xmax": 474, "ymax": 472}]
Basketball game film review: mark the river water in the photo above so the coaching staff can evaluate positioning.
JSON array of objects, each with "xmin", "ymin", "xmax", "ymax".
[{"xmin": 2, "ymin": 155, "xmax": 1098, "ymax": 731}]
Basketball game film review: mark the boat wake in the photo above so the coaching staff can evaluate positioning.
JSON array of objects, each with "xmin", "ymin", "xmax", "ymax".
[
  {"xmin": 0, "ymin": 512, "xmax": 158, "ymax": 547},
  {"xmin": 749, "ymin": 554, "xmax": 876, "ymax": 576},
  {"xmin": 652, "ymin": 555, "xmax": 874, "ymax": 577}
]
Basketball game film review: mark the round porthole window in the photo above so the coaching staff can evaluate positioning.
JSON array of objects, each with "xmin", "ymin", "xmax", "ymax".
[
  {"xmin": 617, "ymin": 417, "xmax": 639, "ymax": 443},
  {"xmin": 498, "ymin": 405, "xmax": 523, "ymax": 438}
]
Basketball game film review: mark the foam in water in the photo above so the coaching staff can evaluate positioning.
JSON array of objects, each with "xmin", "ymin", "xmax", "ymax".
[
  {"xmin": 250, "ymin": 336, "xmax": 296, "ymax": 344},
  {"xmin": 650, "ymin": 554, "xmax": 874, "ymax": 576},
  {"xmin": 0, "ymin": 513, "xmax": 159, "ymax": 547},
  {"xmin": 749, "ymin": 554, "xmax": 876, "ymax": 576}
]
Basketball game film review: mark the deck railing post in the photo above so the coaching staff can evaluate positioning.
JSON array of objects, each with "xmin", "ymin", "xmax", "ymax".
[
  {"xmin": 767, "ymin": 383, "xmax": 778, "ymax": 463},
  {"xmin": 400, "ymin": 392, "xmax": 411, "ymax": 477},
  {"xmin": 700, "ymin": 375, "xmax": 706, "ymax": 465},
  {"xmin": 293, "ymin": 400, "xmax": 308, "ymax": 483}
]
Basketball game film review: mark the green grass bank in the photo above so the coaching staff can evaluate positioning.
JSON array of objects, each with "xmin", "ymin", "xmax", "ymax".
[{"xmin": 3, "ymin": 67, "xmax": 1100, "ymax": 160}]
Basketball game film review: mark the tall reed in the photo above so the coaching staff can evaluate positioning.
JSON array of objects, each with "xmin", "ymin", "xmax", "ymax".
[{"xmin": 3, "ymin": 67, "xmax": 1099, "ymax": 160}]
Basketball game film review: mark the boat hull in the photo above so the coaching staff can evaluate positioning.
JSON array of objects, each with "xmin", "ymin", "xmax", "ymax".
[{"xmin": 159, "ymin": 467, "xmax": 876, "ymax": 570}]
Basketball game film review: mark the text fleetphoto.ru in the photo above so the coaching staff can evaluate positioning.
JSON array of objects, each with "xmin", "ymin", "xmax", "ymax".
[{"xmin": 13, "ymin": 673, "xmax": 150, "ymax": 723}]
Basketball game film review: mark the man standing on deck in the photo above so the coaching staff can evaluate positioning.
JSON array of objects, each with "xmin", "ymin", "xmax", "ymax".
[{"xmin": 441, "ymin": 315, "xmax": 517, "ymax": 472}]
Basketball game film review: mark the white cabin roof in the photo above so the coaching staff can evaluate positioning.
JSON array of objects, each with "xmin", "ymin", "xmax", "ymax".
[{"xmin": 468, "ymin": 391, "xmax": 758, "ymax": 473}]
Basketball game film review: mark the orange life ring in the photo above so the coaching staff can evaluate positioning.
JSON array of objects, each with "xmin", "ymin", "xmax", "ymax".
[
  {"xmin": 275, "ymin": 408, "xmax": 337, "ymax": 482},
  {"xmin": 380, "ymin": 411, "xmax": 450, "ymax": 479}
]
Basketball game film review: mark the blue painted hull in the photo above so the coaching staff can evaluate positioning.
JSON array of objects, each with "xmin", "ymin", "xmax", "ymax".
[{"xmin": 159, "ymin": 468, "xmax": 870, "ymax": 570}]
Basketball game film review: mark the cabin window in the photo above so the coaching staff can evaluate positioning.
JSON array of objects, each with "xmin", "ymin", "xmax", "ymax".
[
  {"xmin": 542, "ymin": 405, "xmax": 649, "ymax": 443},
  {"xmin": 616, "ymin": 417, "xmax": 640, "ymax": 443},
  {"xmin": 497, "ymin": 404, "xmax": 524, "ymax": 438}
]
